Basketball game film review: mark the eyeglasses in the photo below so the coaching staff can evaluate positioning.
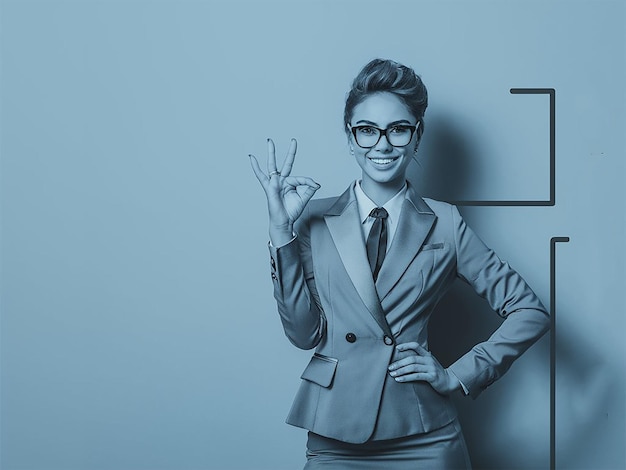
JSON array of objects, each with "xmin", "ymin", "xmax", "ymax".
[{"xmin": 349, "ymin": 123, "xmax": 419, "ymax": 148}]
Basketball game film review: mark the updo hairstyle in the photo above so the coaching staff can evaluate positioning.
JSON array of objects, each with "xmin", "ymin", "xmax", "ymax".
[{"xmin": 343, "ymin": 58, "xmax": 428, "ymax": 142}]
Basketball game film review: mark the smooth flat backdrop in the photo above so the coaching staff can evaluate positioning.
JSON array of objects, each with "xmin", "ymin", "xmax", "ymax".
[{"xmin": 1, "ymin": 1, "xmax": 624, "ymax": 469}]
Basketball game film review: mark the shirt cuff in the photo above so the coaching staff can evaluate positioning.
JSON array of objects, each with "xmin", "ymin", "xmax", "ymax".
[
  {"xmin": 448, "ymin": 368, "xmax": 470, "ymax": 395},
  {"xmin": 268, "ymin": 232, "xmax": 297, "ymax": 249}
]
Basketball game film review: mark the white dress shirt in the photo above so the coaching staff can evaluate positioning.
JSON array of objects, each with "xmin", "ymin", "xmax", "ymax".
[{"xmin": 353, "ymin": 179, "xmax": 407, "ymax": 251}]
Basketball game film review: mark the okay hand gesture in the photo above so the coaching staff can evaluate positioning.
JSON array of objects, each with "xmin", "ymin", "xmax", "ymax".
[{"xmin": 249, "ymin": 138, "xmax": 320, "ymax": 245}]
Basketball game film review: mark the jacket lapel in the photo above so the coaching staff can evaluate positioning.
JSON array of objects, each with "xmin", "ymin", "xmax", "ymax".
[
  {"xmin": 375, "ymin": 184, "xmax": 437, "ymax": 302},
  {"xmin": 324, "ymin": 184, "xmax": 393, "ymax": 338}
]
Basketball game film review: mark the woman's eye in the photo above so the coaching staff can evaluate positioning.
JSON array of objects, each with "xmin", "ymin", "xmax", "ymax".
[
  {"xmin": 358, "ymin": 127, "xmax": 376, "ymax": 135},
  {"xmin": 390, "ymin": 126, "xmax": 409, "ymax": 134}
]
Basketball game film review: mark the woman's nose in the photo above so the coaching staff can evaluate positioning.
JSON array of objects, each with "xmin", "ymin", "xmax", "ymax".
[{"xmin": 374, "ymin": 132, "xmax": 393, "ymax": 152}]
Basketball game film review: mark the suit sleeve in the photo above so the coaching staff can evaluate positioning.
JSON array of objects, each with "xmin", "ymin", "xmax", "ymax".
[
  {"xmin": 447, "ymin": 205, "xmax": 550, "ymax": 398},
  {"xmin": 267, "ymin": 204, "xmax": 326, "ymax": 350}
]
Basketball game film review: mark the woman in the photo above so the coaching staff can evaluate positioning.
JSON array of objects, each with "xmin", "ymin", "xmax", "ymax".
[{"xmin": 249, "ymin": 59, "xmax": 549, "ymax": 469}]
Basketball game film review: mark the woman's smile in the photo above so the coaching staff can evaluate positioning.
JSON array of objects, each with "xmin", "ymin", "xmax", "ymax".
[{"xmin": 367, "ymin": 155, "xmax": 400, "ymax": 167}]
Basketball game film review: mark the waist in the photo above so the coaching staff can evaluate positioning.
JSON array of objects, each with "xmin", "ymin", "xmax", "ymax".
[{"xmin": 307, "ymin": 417, "xmax": 463, "ymax": 452}]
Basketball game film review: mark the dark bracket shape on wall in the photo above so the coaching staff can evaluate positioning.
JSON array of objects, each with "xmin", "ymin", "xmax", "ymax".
[
  {"xmin": 450, "ymin": 88, "xmax": 569, "ymax": 469},
  {"xmin": 550, "ymin": 237, "xmax": 569, "ymax": 470},
  {"xmin": 451, "ymin": 88, "xmax": 556, "ymax": 207}
]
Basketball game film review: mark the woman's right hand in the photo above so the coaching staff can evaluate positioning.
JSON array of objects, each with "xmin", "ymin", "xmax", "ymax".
[{"xmin": 249, "ymin": 138, "xmax": 320, "ymax": 245}]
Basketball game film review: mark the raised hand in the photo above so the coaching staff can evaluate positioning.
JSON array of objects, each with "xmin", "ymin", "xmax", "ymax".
[
  {"xmin": 249, "ymin": 138, "xmax": 320, "ymax": 245},
  {"xmin": 387, "ymin": 342, "xmax": 461, "ymax": 395}
]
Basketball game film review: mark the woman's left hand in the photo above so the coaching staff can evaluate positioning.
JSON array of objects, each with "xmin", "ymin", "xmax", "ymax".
[{"xmin": 388, "ymin": 342, "xmax": 461, "ymax": 395}]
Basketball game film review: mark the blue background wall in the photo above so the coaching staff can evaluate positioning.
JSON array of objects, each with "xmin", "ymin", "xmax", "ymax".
[{"xmin": 2, "ymin": 1, "xmax": 624, "ymax": 468}]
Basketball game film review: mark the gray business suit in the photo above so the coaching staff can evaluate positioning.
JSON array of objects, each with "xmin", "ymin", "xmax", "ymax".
[{"xmin": 268, "ymin": 181, "xmax": 549, "ymax": 444}]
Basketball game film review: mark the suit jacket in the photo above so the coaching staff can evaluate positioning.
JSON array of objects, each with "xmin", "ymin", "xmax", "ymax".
[{"xmin": 268, "ymin": 181, "xmax": 549, "ymax": 444}]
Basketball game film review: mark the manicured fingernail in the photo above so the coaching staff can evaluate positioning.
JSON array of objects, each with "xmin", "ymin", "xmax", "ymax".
[{"xmin": 389, "ymin": 371, "xmax": 396, "ymax": 377}]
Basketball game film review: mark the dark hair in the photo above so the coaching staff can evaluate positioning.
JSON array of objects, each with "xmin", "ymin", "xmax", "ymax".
[{"xmin": 343, "ymin": 58, "xmax": 428, "ymax": 142}]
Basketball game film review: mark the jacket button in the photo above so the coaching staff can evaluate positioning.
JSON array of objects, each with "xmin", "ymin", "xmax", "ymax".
[
  {"xmin": 345, "ymin": 333, "xmax": 357, "ymax": 343},
  {"xmin": 383, "ymin": 335, "xmax": 394, "ymax": 346}
]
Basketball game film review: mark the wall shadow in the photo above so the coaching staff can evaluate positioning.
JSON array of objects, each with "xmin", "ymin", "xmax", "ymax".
[
  {"xmin": 409, "ymin": 111, "xmax": 480, "ymax": 202},
  {"xmin": 408, "ymin": 113, "xmax": 611, "ymax": 469}
]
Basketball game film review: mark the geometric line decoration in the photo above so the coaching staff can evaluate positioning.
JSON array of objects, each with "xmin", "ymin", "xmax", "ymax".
[
  {"xmin": 452, "ymin": 88, "xmax": 556, "ymax": 207},
  {"xmin": 550, "ymin": 236, "xmax": 570, "ymax": 470}
]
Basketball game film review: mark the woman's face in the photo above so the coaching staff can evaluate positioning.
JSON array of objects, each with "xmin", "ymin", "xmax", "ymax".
[{"xmin": 348, "ymin": 92, "xmax": 419, "ymax": 190}]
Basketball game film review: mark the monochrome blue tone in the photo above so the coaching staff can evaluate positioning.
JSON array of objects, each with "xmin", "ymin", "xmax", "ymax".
[{"xmin": 2, "ymin": 1, "xmax": 624, "ymax": 469}]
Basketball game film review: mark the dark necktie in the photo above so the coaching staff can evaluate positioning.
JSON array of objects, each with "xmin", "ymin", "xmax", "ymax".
[{"xmin": 366, "ymin": 207, "xmax": 388, "ymax": 282}]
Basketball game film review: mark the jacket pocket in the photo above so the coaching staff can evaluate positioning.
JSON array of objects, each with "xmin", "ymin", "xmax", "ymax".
[
  {"xmin": 301, "ymin": 353, "xmax": 338, "ymax": 388},
  {"xmin": 422, "ymin": 242, "xmax": 445, "ymax": 251}
]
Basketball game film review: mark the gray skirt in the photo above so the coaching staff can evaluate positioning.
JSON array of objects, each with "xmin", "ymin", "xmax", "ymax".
[{"xmin": 304, "ymin": 418, "xmax": 472, "ymax": 469}]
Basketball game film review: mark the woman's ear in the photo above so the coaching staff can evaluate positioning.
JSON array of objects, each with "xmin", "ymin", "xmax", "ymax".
[{"xmin": 412, "ymin": 140, "xmax": 422, "ymax": 167}]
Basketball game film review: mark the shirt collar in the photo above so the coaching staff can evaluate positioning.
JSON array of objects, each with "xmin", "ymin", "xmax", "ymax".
[{"xmin": 354, "ymin": 180, "xmax": 408, "ymax": 225}]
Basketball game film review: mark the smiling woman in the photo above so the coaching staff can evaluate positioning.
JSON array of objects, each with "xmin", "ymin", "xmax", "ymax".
[
  {"xmin": 249, "ymin": 58, "xmax": 549, "ymax": 469},
  {"xmin": 348, "ymin": 92, "xmax": 419, "ymax": 204}
]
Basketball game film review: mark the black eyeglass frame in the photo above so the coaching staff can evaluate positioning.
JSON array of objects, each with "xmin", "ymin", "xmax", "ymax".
[{"xmin": 349, "ymin": 123, "xmax": 420, "ymax": 149}]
